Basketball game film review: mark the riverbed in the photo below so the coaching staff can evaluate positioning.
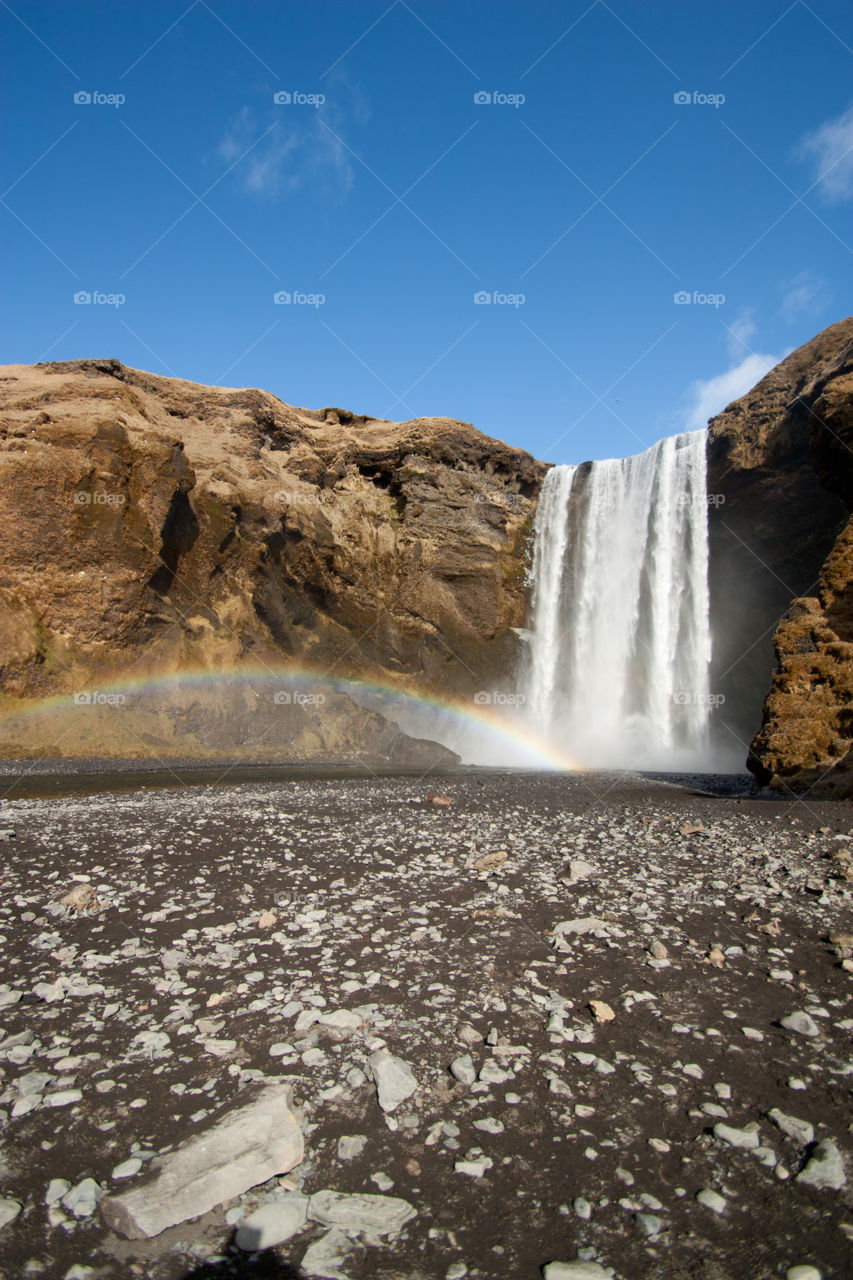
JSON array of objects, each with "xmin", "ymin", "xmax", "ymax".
[{"xmin": 0, "ymin": 769, "xmax": 850, "ymax": 1279}]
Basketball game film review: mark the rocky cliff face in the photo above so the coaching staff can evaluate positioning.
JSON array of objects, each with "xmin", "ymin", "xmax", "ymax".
[
  {"xmin": 0, "ymin": 358, "xmax": 544, "ymax": 760},
  {"xmin": 707, "ymin": 317, "xmax": 853, "ymax": 793}
]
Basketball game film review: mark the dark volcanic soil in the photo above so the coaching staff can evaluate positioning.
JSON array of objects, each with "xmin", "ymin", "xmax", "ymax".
[{"xmin": 0, "ymin": 768, "xmax": 851, "ymax": 1280}]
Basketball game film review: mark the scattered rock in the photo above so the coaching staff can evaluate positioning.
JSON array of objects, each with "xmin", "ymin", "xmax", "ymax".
[
  {"xmin": 450, "ymin": 1054, "xmax": 476, "ymax": 1085},
  {"xmin": 696, "ymin": 1188, "xmax": 727, "ymax": 1214},
  {"xmin": 542, "ymin": 1262, "xmax": 614, "ymax": 1279},
  {"xmin": 301, "ymin": 1227, "xmax": 357, "ymax": 1279},
  {"xmin": 780, "ymin": 1011, "xmax": 820, "ymax": 1038},
  {"xmin": 768, "ymin": 1109, "xmax": 815, "ymax": 1146},
  {"xmin": 337, "ymin": 1135, "xmax": 367, "ymax": 1161},
  {"xmin": 797, "ymin": 1139, "xmax": 847, "ymax": 1191},
  {"xmin": 713, "ymin": 1122, "xmax": 760, "ymax": 1150},
  {"xmin": 235, "ymin": 1193, "xmax": 309, "ymax": 1250},
  {"xmin": 369, "ymin": 1050, "xmax": 418, "ymax": 1113},
  {"xmin": 426, "ymin": 792, "xmax": 453, "ymax": 806},
  {"xmin": 0, "ymin": 1198, "xmax": 22, "ymax": 1230},
  {"xmin": 565, "ymin": 859, "xmax": 595, "ymax": 883},
  {"xmin": 59, "ymin": 884, "xmax": 98, "ymax": 912},
  {"xmin": 588, "ymin": 1000, "xmax": 615, "ymax": 1024},
  {"xmin": 473, "ymin": 851, "xmax": 508, "ymax": 871},
  {"xmin": 308, "ymin": 1190, "xmax": 417, "ymax": 1236},
  {"xmin": 100, "ymin": 1082, "xmax": 304, "ymax": 1238}
]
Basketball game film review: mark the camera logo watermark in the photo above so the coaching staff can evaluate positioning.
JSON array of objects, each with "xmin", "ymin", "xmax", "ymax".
[
  {"xmin": 74, "ymin": 491, "xmax": 126, "ymax": 507},
  {"xmin": 673, "ymin": 290, "xmax": 725, "ymax": 308},
  {"xmin": 274, "ymin": 290, "xmax": 325, "ymax": 308},
  {"xmin": 673, "ymin": 691, "xmax": 725, "ymax": 707},
  {"xmin": 474, "ymin": 91, "xmax": 526, "ymax": 108},
  {"xmin": 272, "ymin": 490, "xmax": 323, "ymax": 507},
  {"xmin": 73, "ymin": 290, "xmax": 125, "ymax": 308},
  {"xmin": 676, "ymin": 492, "xmax": 725, "ymax": 508},
  {"xmin": 673, "ymin": 91, "xmax": 725, "ymax": 108},
  {"xmin": 273, "ymin": 690, "xmax": 326, "ymax": 706},
  {"xmin": 273, "ymin": 91, "xmax": 325, "ymax": 107},
  {"xmin": 73, "ymin": 691, "xmax": 126, "ymax": 707},
  {"xmin": 473, "ymin": 491, "xmax": 524, "ymax": 511},
  {"xmin": 74, "ymin": 90, "xmax": 125, "ymax": 108},
  {"xmin": 474, "ymin": 690, "xmax": 526, "ymax": 706},
  {"xmin": 474, "ymin": 290, "xmax": 525, "ymax": 308}
]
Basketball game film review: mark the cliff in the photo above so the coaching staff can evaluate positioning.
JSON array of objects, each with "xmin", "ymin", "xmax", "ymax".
[
  {"xmin": 0, "ymin": 358, "xmax": 544, "ymax": 760},
  {"xmin": 707, "ymin": 316, "xmax": 853, "ymax": 793}
]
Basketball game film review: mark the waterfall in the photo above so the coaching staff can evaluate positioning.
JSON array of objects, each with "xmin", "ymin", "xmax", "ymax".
[{"xmin": 524, "ymin": 430, "xmax": 713, "ymax": 769}]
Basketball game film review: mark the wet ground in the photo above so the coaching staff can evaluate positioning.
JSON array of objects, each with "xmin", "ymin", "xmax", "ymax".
[{"xmin": 0, "ymin": 767, "xmax": 851, "ymax": 1280}]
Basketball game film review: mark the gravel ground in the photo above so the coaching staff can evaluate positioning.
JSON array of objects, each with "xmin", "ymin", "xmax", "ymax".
[{"xmin": 0, "ymin": 767, "xmax": 851, "ymax": 1280}]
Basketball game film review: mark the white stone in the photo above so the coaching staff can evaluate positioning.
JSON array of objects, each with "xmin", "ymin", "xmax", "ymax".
[
  {"xmin": 235, "ymin": 1193, "xmax": 309, "ymax": 1250},
  {"xmin": 566, "ymin": 860, "xmax": 595, "ymax": 883},
  {"xmin": 100, "ymin": 1083, "xmax": 304, "ymax": 1239},
  {"xmin": 478, "ymin": 1059, "xmax": 513, "ymax": 1085},
  {"xmin": 337, "ymin": 1135, "xmax": 367, "ymax": 1161},
  {"xmin": 0, "ymin": 1198, "xmax": 22, "ymax": 1230},
  {"xmin": 542, "ymin": 1263, "xmax": 613, "ymax": 1279},
  {"xmin": 780, "ymin": 1011, "xmax": 820, "ymax": 1038},
  {"xmin": 62, "ymin": 1178, "xmax": 102, "ymax": 1218},
  {"xmin": 368, "ymin": 1051, "xmax": 417, "ymax": 1113},
  {"xmin": 696, "ymin": 1188, "xmax": 726, "ymax": 1214},
  {"xmin": 786, "ymin": 1267, "xmax": 822, "ymax": 1280},
  {"xmin": 450, "ymin": 1054, "xmax": 476, "ymax": 1085},
  {"xmin": 318, "ymin": 1009, "xmax": 363, "ymax": 1031},
  {"xmin": 455, "ymin": 1157, "xmax": 493, "ymax": 1178},
  {"xmin": 112, "ymin": 1159, "xmax": 143, "ymax": 1180},
  {"xmin": 713, "ymin": 1122, "xmax": 760, "ymax": 1150},
  {"xmin": 45, "ymin": 1089, "xmax": 83, "ymax": 1108},
  {"xmin": 301, "ymin": 1228, "xmax": 354, "ymax": 1279},
  {"xmin": 308, "ymin": 1190, "xmax": 416, "ymax": 1236},
  {"xmin": 797, "ymin": 1139, "xmax": 846, "ymax": 1191},
  {"xmin": 768, "ymin": 1109, "xmax": 814, "ymax": 1146},
  {"xmin": 45, "ymin": 1179, "xmax": 71, "ymax": 1205}
]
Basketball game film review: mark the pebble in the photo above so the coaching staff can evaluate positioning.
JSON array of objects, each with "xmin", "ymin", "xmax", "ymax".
[
  {"xmin": 768, "ymin": 1109, "xmax": 814, "ymax": 1146},
  {"xmin": 455, "ymin": 1157, "xmax": 493, "ymax": 1178},
  {"xmin": 786, "ymin": 1267, "xmax": 822, "ymax": 1280},
  {"xmin": 450, "ymin": 1054, "xmax": 476, "ymax": 1085},
  {"xmin": 797, "ymin": 1139, "xmax": 847, "ymax": 1191},
  {"xmin": 696, "ymin": 1188, "xmax": 727, "ymax": 1214},
  {"xmin": 309, "ymin": 1190, "xmax": 417, "ymax": 1236},
  {"xmin": 235, "ymin": 1193, "xmax": 309, "ymax": 1250},
  {"xmin": 713, "ymin": 1122, "xmax": 760, "ymax": 1150},
  {"xmin": 337, "ymin": 1135, "xmax": 367, "ymax": 1161},
  {"xmin": 111, "ymin": 1158, "xmax": 143, "ymax": 1180},
  {"xmin": 301, "ymin": 1227, "xmax": 354, "ymax": 1278},
  {"xmin": 0, "ymin": 1198, "xmax": 22, "ymax": 1230},
  {"xmin": 780, "ymin": 1011, "xmax": 820, "ymax": 1038},
  {"xmin": 369, "ymin": 1050, "xmax": 418, "ymax": 1113},
  {"xmin": 543, "ymin": 1264, "xmax": 613, "ymax": 1279}
]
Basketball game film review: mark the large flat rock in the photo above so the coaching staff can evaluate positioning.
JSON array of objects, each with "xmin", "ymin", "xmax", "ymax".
[{"xmin": 100, "ymin": 1082, "xmax": 304, "ymax": 1239}]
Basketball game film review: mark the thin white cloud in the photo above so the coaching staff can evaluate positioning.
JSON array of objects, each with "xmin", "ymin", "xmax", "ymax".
[
  {"xmin": 798, "ymin": 102, "xmax": 853, "ymax": 203},
  {"xmin": 780, "ymin": 269, "xmax": 829, "ymax": 322},
  {"xmin": 218, "ymin": 102, "xmax": 354, "ymax": 201},
  {"xmin": 684, "ymin": 348, "xmax": 789, "ymax": 431},
  {"xmin": 725, "ymin": 309, "xmax": 756, "ymax": 356}
]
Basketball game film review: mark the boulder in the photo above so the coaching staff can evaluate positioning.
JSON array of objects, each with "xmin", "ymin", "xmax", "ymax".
[{"xmin": 100, "ymin": 1082, "xmax": 303, "ymax": 1239}]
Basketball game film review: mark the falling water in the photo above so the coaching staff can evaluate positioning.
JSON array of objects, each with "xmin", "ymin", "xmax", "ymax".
[{"xmin": 525, "ymin": 430, "xmax": 713, "ymax": 769}]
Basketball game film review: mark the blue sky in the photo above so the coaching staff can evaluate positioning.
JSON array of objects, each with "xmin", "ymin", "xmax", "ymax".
[{"xmin": 2, "ymin": 0, "xmax": 852, "ymax": 464}]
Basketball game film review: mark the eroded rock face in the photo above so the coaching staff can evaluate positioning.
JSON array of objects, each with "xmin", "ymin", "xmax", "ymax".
[
  {"xmin": 707, "ymin": 317, "xmax": 853, "ymax": 789},
  {"xmin": 0, "ymin": 358, "xmax": 544, "ymax": 758}
]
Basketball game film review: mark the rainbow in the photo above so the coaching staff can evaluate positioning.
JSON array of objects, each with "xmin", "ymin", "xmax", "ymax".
[{"xmin": 0, "ymin": 663, "xmax": 580, "ymax": 772}]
